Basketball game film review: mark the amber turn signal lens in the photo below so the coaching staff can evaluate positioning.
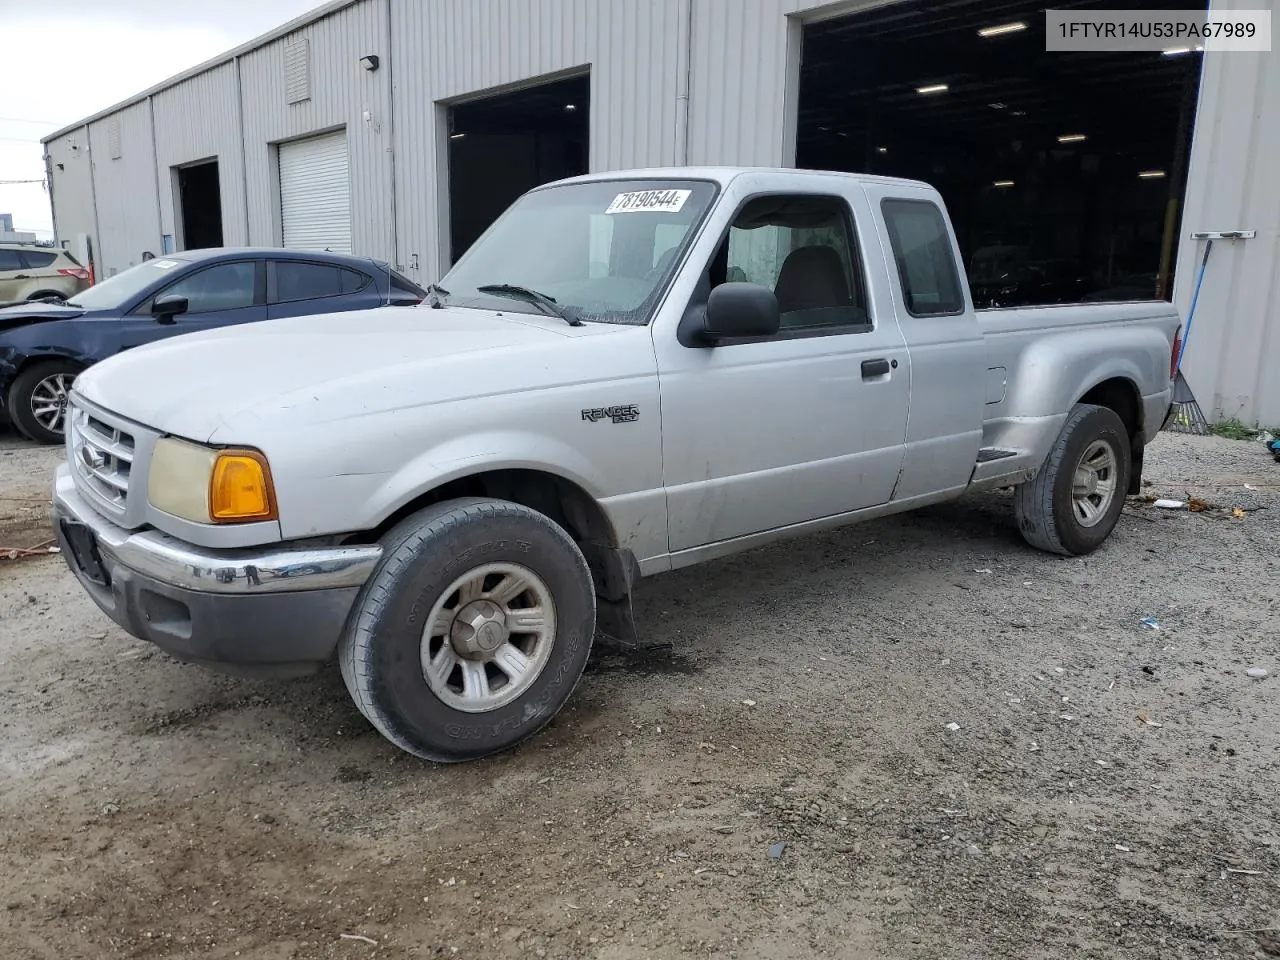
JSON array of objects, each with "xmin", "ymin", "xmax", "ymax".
[{"xmin": 210, "ymin": 450, "xmax": 277, "ymax": 522}]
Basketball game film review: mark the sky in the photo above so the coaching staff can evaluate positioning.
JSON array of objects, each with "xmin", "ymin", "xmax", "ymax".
[{"xmin": 0, "ymin": 0, "xmax": 324, "ymax": 240}]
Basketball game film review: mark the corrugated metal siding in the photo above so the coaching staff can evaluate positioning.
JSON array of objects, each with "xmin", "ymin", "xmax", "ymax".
[
  {"xmin": 87, "ymin": 102, "xmax": 161, "ymax": 275},
  {"xmin": 152, "ymin": 62, "xmax": 248, "ymax": 246},
  {"xmin": 1174, "ymin": 3, "xmax": 1280, "ymax": 426},
  {"xmin": 239, "ymin": 0, "xmax": 393, "ymax": 259},
  {"xmin": 687, "ymin": 0, "xmax": 864, "ymax": 166},
  {"xmin": 44, "ymin": 132, "xmax": 98, "ymax": 267},
  {"xmin": 390, "ymin": 0, "xmax": 687, "ymax": 276}
]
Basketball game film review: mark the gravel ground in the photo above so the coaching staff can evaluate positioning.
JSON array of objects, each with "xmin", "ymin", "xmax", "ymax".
[{"xmin": 1, "ymin": 428, "xmax": 1278, "ymax": 960}]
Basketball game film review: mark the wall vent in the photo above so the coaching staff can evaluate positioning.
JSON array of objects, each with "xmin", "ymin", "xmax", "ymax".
[{"xmin": 285, "ymin": 38, "xmax": 311, "ymax": 104}]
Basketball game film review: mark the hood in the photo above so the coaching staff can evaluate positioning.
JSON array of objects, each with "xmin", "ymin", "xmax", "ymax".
[
  {"xmin": 72, "ymin": 304, "xmax": 616, "ymax": 441},
  {"xmin": 0, "ymin": 302, "xmax": 86, "ymax": 333}
]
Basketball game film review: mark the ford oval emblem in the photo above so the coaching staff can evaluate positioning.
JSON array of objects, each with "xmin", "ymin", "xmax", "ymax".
[{"xmin": 80, "ymin": 446, "xmax": 106, "ymax": 471}]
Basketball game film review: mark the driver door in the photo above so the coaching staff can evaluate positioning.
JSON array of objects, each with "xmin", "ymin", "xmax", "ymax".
[
  {"xmin": 119, "ymin": 259, "xmax": 265, "ymax": 352},
  {"xmin": 654, "ymin": 179, "xmax": 911, "ymax": 556}
]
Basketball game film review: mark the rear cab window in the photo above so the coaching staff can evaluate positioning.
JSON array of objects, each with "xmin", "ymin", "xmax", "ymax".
[{"xmin": 880, "ymin": 198, "xmax": 966, "ymax": 317}]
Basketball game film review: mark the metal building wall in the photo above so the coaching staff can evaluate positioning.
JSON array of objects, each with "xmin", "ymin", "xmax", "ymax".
[
  {"xmin": 43, "ymin": 130, "xmax": 98, "ymax": 270},
  {"xmin": 151, "ymin": 61, "xmax": 249, "ymax": 248},
  {"xmin": 238, "ymin": 0, "xmax": 394, "ymax": 259},
  {"xmin": 389, "ymin": 0, "xmax": 689, "ymax": 277},
  {"xmin": 1172, "ymin": 4, "xmax": 1280, "ymax": 427},
  {"xmin": 687, "ymin": 0, "xmax": 864, "ymax": 166},
  {"xmin": 85, "ymin": 102, "xmax": 163, "ymax": 276}
]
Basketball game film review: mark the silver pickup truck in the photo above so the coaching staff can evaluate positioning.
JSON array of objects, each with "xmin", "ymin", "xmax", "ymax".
[{"xmin": 51, "ymin": 167, "xmax": 1181, "ymax": 761}]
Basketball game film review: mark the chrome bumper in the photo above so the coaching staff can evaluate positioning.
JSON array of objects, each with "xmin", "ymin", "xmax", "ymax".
[{"xmin": 52, "ymin": 464, "xmax": 382, "ymax": 594}]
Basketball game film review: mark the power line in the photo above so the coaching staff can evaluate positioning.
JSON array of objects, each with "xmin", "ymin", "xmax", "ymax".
[
  {"xmin": 0, "ymin": 178, "xmax": 46, "ymax": 185},
  {"xmin": 0, "ymin": 117, "xmax": 58, "ymax": 125}
]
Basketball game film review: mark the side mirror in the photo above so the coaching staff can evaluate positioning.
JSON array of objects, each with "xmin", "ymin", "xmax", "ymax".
[
  {"xmin": 151, "ymin": 294, "xmax": 189, "ymax": 323},
  {"xmin": 702, "ymin": 282, "xmax": 780, "ymax": 341}
]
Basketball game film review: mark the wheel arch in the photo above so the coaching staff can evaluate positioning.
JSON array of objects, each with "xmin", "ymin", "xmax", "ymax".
[
  {"xmin": 1077, "ymin": 376, "xmax": 1144, "ymax": 494},
  {"xmin": 357, "ymin": 466, "xmax": 639, "ymax": 604}
]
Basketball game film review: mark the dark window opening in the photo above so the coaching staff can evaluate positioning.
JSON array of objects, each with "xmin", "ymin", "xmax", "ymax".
[
  {"xmin": 177, "ymin": 160, "xmax": 224, "ymax": 250},
  {"xmin": 446, "ymin": 73, "xmax": 589, "ymax": 264},
  {"xmin": 796, "ymin": 0, "xmax": 1206, "ymax": 308},
  {"xmin": 21, "ymin": 251, "xmax": 58, "ymax": 268}
]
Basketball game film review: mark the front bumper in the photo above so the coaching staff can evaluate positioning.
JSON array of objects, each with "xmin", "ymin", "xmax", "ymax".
[{"xmin": 51, "ymin": 464, "xmax": 383, "ymax": 677}]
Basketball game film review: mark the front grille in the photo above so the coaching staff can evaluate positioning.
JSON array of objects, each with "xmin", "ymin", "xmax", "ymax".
[{"xmin": 69, "ymin": 403, "xmax": 136, "ymax": 517}]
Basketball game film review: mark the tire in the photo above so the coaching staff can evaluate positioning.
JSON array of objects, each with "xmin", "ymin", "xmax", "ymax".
[
  {"xmin": 6, "ymin": 359, "xmax": 81, "ymax": 445},
  {"xmin": 1014, "ymin": 403, "xmax": 1131, "ymax": 557},
  {"xmin": 339, "ymin": 497, "xmax": 596, "ymax": 762}
]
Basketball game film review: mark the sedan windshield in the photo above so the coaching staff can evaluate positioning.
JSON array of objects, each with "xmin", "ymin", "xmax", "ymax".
[
  {"xmin": 67, "ymin": 257, "xmax": 191, "ymax": 310},
  {"xmin": 441, "ymin": 179, "xmax": 718, "ymax": 325}
]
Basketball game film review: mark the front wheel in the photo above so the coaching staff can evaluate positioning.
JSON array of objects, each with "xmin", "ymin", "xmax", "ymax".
[
  {"xmin": 7, "ymin": 359, "xmax": 81, "ymax": 444},
  {"xmin": 1014, "ymin": 403, "xmax": 1131, "ymax": 556},
  {"xmin": 339, "ymin": 498, "xmax": 596, "ymax": 762}
]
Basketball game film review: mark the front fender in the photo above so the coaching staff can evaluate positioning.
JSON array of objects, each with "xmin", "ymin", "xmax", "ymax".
[{"xmin": 370, "ymin": 428, "xmax": 613, "ymax": 526}]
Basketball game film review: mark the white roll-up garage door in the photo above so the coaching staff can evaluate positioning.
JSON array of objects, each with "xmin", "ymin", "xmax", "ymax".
[{"xmin": 278, "ymin": 130, "xmax": 351, "ymax": 254}]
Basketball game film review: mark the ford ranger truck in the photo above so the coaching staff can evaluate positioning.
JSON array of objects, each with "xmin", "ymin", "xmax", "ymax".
[{"xmin": 52, "ymin": 167, "xmax": 1180, "ymax": 762}]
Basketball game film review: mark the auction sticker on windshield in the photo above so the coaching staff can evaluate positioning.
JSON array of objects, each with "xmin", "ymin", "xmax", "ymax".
[{"xmin": 606, "ymin": 189, "xmax": 691, "ymax": 215}]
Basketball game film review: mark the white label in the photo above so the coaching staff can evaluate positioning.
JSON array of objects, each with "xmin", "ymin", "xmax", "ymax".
[
  {"xmin": 151, "ymin": 259, "xmax": 179, "ymax": 269},
  {"xmin": 605, "ymin": 189, "xmax": 691, "ymax": 215}
]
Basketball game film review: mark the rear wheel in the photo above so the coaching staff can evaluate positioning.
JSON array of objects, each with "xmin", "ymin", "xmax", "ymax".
[
  {"xmin": 339, "ymin": 497, "xmax": 596, "ymax": 762},
  {"xmin": 7, "ymin": 360, "xmax": 80, "ymax": 444},
  {"xmin": 1014, "ymin": 403, "xmax": 1131, "ymax": 556}
]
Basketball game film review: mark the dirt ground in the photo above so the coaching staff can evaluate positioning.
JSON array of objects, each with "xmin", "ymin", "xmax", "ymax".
[{"xmin": 2, "ymin": 427, "xmax": 1279, "ymax": 960}]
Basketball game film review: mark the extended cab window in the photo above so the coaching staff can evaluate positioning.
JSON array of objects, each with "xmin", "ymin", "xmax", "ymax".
[
  {"xmin": 881, "ymin": 199, "xmax": 965, "ymax": 316},
  {"xmin": 713, "ymin": 194, "xmax": 869, "ymax": 332},
  {"xmin": 0, "ymin": 250, "xmax": 23, "ymax": 271}
]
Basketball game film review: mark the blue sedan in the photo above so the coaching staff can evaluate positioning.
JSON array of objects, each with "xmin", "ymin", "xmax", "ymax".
[{"xmin": 0, "ymin": 247, "xmax": 425, "ymax": 443}]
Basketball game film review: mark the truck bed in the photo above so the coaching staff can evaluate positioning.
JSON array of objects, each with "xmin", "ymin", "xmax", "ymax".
[{"xmin": 971, "ymin": 299, "xmax": 1181, "ymax": 488}]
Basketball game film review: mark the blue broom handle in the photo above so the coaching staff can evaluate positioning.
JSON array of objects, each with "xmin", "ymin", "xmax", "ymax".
[{"xmin": 1176, "ymin": 238, "xmax": 1213, "ymax": 373}]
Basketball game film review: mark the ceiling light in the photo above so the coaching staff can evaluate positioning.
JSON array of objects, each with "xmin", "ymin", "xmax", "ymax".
[
  {"xmin": 978, "ymin": 21, "xmax": 1028, "ymax": 38},
  {"xmin": 1011, "ymin": 110, "xmax": 1026, "ymax": 117},
  {"xmin": 1057, "ymin": 134, "xmax": 1088, "ymax": 143},
  {"xmin": 916, "ymin": 83, "xmax": 949, "ymax": 95},
  {"xmin": 1139, "ymin": 170, "xmax": 1167, "ymax": 179},
  {"xmin": 1162, "ymin": 45, "xmax": 1203, "ymax": 56},
  {"xmin": 449, "ymin": 132, "xmax": 466, "ymax": 140},
  {"xmin": 988, "ymin": 102, "xmax": 1008, "ymax": 110},
  {"xmin": 564, "ymin": 103, "xmax": 577, "ymax": 112},
  {"xmin": 877, "ymin": 146, "xmax": 888, "ymax": 154},
  {"xmin": 993, "ymin": 180, "xmax": 1016, "ymax": 188}
]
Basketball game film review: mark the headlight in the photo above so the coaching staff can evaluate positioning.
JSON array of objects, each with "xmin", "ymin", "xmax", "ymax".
[{"xmin": 148, "ymin": 437, "xmax": 278, "ymax": 524}]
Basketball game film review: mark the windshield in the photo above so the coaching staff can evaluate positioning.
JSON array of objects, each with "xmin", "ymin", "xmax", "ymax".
[
  {"xmin": 68, "ymin": 257, "xmax": 191, "ymax": 310},
  {"xmin": 441, "ymin": 179, "xmax": 718, "ymax": 325}
]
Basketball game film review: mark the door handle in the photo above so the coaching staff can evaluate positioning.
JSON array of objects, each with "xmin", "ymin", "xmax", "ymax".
[
  {"xmin": 13, "ymin": 274, "xmax": 31, "ymax": 280},
  {"xmin": 862, "ymin": 358, "xmax": 892, "ymax": 379}
]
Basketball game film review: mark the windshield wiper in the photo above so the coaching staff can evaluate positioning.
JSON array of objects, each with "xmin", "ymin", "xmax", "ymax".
[
  {"xmin": 425, "ymin": 283, "xmax": 449, "ymax": 308},
  {"xmin": 475, "ymin": 283, "xmax": 583, "ymax": 327}
]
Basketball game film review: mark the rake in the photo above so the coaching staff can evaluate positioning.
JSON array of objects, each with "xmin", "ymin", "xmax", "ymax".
[{"xmin": 1163, "ymin": 233, "xmax": 1227, "ymax": 436}]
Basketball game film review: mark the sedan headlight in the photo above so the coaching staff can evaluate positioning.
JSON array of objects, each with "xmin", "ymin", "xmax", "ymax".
[{"xmin": 148, "ymin": 437, "xmax": 278, "ymax": 524}]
